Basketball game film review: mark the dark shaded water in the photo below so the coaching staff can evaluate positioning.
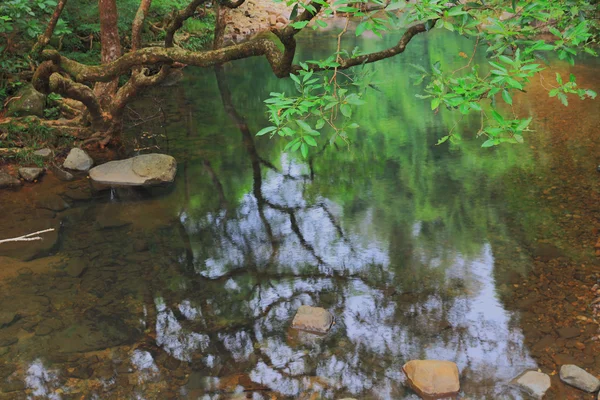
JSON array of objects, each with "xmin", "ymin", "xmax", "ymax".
[{"xmin": 0, "ymin": 28, "xmax": 599, "ymax": 399}]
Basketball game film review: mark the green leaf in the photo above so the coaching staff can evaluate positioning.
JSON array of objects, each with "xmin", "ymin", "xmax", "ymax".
[
  {"xmin": 304, "ymin": 135, "xmax": 318, "ymax": 147},
  {"xmin": 491, "ymin": 110, "xmax": 505, "ymax": 124},
  {"xmin": 481, "ymin": 139, "xmax": 497, "ymax": 147},
  {"xmin": 301, "ymin": 142, "xmax": 308, "ymax": 158},
  {"xmin": 296, "ymin": 119, "xmax": 312, "ymax": 132},
  {"xmin": 502, "ymin": 89, "xmax": 512, "ymax": 105},
  {"xmin": 340, "ymin": 104, "xmax": 352, "ymax": 117},
  {"xmin": 431, "ymin": 97, "xmax": 441, "ymax": 110},
  {"xmin": 315, "ymin": 119, "xmax": 325, "ymax": 129},
  {"xmin": 289, "ymin": 4, "xmax": 299, "ymax": 20},
  {"xmin": 256, "ymin": 126, "xmax": 277, "ymax": 136},
  {"xmin": 291, "ymin": 21, "xmax": 309, "ymax": 29},
  {"xmin": 557, "ymin": 92, "xmax": 569, "ymax": 106}
]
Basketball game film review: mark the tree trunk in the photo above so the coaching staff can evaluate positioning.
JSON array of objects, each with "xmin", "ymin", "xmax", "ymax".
[{"xmin": 94, "ymin": 0, "xmax": 122, "ymax": 107}]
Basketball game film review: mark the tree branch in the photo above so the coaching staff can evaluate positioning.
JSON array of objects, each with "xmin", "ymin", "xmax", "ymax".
[
  {"xmin": 132, "ymin": 0, "xmax": 153, "ymax": 52},
  {"xmin": 0, "ymin": 229, "xmax": 55, "ymax": 245},
  {"xmin": 31, "ymin": 0, "xmax": 68, "ymax": 56}
]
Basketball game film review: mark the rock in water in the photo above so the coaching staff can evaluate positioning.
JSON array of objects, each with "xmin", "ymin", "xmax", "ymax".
[
  {"xmin": 89, "ymin": 154, "xmax": 177, "ymax": 187},
  {"xmin": 0, "ymin": 172, "xmax": 21, "ymax": 188},
  {"xmin": 291, "ymin": 305, "xmax": 333, "ymax": 333},
  {"xmin": 6, "ymin": 84, "xmax": 46, "ymax": 117},
  {"xmin": 559, "ymin": 365, "xmax": 600, "ymax": 392},
  {"xmin": 18, "ymin": 167, "xmax": 44, "ymax": 182},
  {"xmin": 48, "ymin": 164, "xmax": 74, "ymax": 181},
  {"xmin": 402, "ymin": 360, "xmax": 460, "ymax": 398},
  {"xmin": 63, "ymin": 148, "xmax": 94, "ymax": 171},
  {"xmin": 512, "ymin": 370, "xmax": 551, "ymax": 399}
]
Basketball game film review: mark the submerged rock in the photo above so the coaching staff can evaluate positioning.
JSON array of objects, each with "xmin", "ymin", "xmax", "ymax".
[
  {"xmin": 6, "ymin": 84, "xmax": 45, "ymax": 117},
  {"xmin": 0, "ymin": 172, "xmax": 21, "ymax": 189},
  {"xmin": 18, "ymin": 167, "xmax": 44, "ymax": 182},
  {"xmin": 402, "ymin": 360, "xmax": 460, "ymax": 399},
  {"xmin": 559, "ymin": 364, "xmax": 600, "ymax": 392},
  {"xmin": 512, "ymin": 370, "xmax": 551, "ymax": 399},
  {"xmin": 66, "ymin": 258, "xmax": 86, "ymax": 278},
  {"xmin": 63, "ymin": 148, "xmax": 94, "ymax": 172},
  {"xmin": 291, "ymin": 305, "xmax": 334, "ymax": 333},
  {"xmin": 89, "ymin": 154, "xmax": 177, "ymax": 187},
  {"xmin": 48, "ymin": 164, "xmax": 74, "ymax": 181},
  {"xmin": 36, "ymin": 194, "xmax": 69, "ymax": 212}
]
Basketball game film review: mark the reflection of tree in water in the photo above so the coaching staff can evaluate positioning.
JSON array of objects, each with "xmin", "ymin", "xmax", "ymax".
[{"xmin": 152, "ymin": 68, "xmax": 536, "ymax": 399}]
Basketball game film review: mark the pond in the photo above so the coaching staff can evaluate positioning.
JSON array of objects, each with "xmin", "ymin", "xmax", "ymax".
[{"xmin": 0, "ymin": 26, "xmax": 599, "ymax": 399}]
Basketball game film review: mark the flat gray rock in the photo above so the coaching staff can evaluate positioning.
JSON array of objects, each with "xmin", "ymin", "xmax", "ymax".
[
  {"xmin": 291, "ymin": 305, "xmax": 333, "ymax": 333},
  {"xmin": 18, "ymin": 167, "xmax": 44, "ymax": 182},
  {"xmin": 89, "ymin": 154, "xmax": 177, "ymax": 187},
  {"xmin": 512, "ymin": 370, "xmax": 551, "ymax": 399},
  {"xmin": 63, "ymin": 148, "xmax": 94, "ymax": 171},
  {"xmin": 560, "ymin": 364, "xmax": 600, "ymax": 392},
  {"xmin": 0, "ymin": 171, "xmax": 21, "ymax": 188},
  {"xmin": 34, "ymin": 148, "xmax": 53, "ymax": 159}
]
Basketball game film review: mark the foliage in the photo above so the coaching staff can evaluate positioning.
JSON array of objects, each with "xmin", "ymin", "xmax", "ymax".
[{"xmin": 259, "ymin": 0, "xmax": 598, "ymax": 156}]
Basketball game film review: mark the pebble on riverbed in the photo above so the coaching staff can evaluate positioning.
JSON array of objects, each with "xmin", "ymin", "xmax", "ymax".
[
  {"xmin": 559, "ymin": 364, "xmax": 600, "ymax": 393},
  {"xmin": 511, "ymin": 370, "xmax": 551, "ymax": 399},
  {"xmin": 402, "ymin": 360, "xmax": 460, "ymax": 398},
  {"xmin": 291, "ymin": 305, "xmax": 333, "ymax": 333}
]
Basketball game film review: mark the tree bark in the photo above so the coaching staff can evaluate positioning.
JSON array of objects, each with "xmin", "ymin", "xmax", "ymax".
[{"xmin": 94, "ymin": 0, "xmax": 122, "ymax": 106}]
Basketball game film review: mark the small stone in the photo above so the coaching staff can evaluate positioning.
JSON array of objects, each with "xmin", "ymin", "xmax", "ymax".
[
  {"xmin": 402, "ymin": 360, "xmax": 460, "ymax": 398},
  {"xmin": 0, "ymin": 337, "xmax": 18, "ymax": 347},
  {"xmin": 35, "ymin": 318, "xmax": 63, "ymax": 336},
  {"xmin": 0, "ymin": 313, "xmax": 17, "ymax": 328},
  {"xmin": 557, "ymin": 327, "xmax": 580, "ymax": 339},
  {"xmin": 18, "ymin": 167, "xmax": 44, "ymax": 182},
  {"xmin": 63, "ymin": 148, "xmax": 94, "ymax": 172},
  {"xmin": 33, "ymin": 148, "xmax": 53, "ymax": 159},
  {"xmin": 48, "ymin": 164, "xmax": 74, "ymax": 181},
  {"xmin": 66, "ymin": 258, "xmax": 86, "ymax": 278},
  {"xmin": 559, "ymin": 364, "xmax": 600, "ymax": 392},
  {"xmin": 0, "ymin": 171, "xmax": 21, "ymax": 189},
  {"xmin": 291, "ymin": 305, "xmax": 333, "ymax": 333},
  {"xmin": 133, "ymin": 239, "xmax": 148, "ymax": 252},
  {"xmin": 512, "ymin": 370, "xmax": 551, "ymax": 399},
  {"xmin": 36, "ymin": 194, "xmax": 69, "ymax": 211}
]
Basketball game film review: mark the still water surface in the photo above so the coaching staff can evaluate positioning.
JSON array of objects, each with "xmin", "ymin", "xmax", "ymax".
[{"xmin": 0, "ymin": 28, "xmax": 599, "ymax": 399}]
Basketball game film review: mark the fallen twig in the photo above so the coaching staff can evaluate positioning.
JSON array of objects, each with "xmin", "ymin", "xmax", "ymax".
[{"xmin": 0, "ymin": 228, "xmax": 55, "ymax": 245}]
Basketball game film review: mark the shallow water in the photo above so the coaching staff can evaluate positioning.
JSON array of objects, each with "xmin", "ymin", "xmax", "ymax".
[{"xmin": 0, "ymin": 28, "xmax": 599, "ymax": 399}]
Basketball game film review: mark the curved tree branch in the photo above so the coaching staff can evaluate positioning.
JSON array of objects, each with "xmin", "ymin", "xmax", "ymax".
[
  {"xmin": 132, "ymin": 0, "xmax": 153, "ymax": 52},
  {"xmin": 31, "ymin": 0, "xmax": 68, "ymax": 56}
]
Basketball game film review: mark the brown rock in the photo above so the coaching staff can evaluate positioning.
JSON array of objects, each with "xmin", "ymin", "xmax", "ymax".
[
  {"xmin": 402, "ymin": 360, "xmax": 460, "ymax": 398},
  {"xmin": 291, "ymin": 305, "xmax": 333, "ymax": 334}
]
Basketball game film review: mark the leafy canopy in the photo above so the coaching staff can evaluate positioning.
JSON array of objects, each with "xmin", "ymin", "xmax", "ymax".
[{"xmin": 257, "ymin": 0, "xmax": 598, "ymax": 155}]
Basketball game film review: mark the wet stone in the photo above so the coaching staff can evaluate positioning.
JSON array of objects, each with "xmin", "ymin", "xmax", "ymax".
[
  {"xmin": 512, "ymin": 370, "xmax": 551, "ymax": 399},
  {"xmin": 35, "ymin": 318, "xmax": 63, "ymax": 336},
  {"xmin": 291, "ymin": 305, "xmax": 334, "ymax": 333},
  {"xmin": 0, "ymin": 337, "xmax": 18, "ymax": 347},
  {"xmin": 66, "ymin": 258, "xmax": 86, "ymax": 278},
  {"xmin": 36, "ymin": 194, "xmax": 70, "ymax": 212},
  {"xmin": 557, "ymin": 327, "xmax": 581, "ymax": 339},
  {"xmin": 403, "ymin": 360, "xmax": 460, "ymax": 398},
  {"xmin": 68, "ymin": 365, "xmax": 92, "ymax": 379},
  {"xmin": 1, "ymin": 380, "xmax": 25, "ymax": 393},
  {"xmin": 63, "ymin": 188, "xmax": 93, "ymax": 201},
  {"xmin": 18, "ymin": 167, "xmax": 44, "ymax": 182},
  {"xmin": 0, "ymin": 313, "xmax": 17, "ymax": 328},
  {"xmin": 559, "ymin": 364, "xmax": 600, "ymax": 392}
]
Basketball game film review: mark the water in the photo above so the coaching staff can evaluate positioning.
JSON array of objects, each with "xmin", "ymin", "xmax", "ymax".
[{"xmin": 0, "ymin": 28, "xmax": 599, "ymax": 399}]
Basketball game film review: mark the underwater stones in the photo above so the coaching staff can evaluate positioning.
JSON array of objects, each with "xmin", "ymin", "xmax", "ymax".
[
  {"xmin": 63, "ymin": 148, "xmax": 94, "ymax": 172},
  {"xmin": 65, "ymin": 258, "xmax": 86, "ymax": 278},
  {"xmin": 512, "ymin": 371, "xmax": 551, "ymax": 399},
  {"xmin": 0, "ymin": 171, "xmax": 21, "ymax": 189},
  {"xmin": 291, "ymin": 305, "xmax": 334, "ymax": 334},
  {"xmin": 35, "ymin": 318, "xmax": 63, "ymax": 336},
  {"xmin": 48, "ymin": 164, "xmax": 74, "ymax": 181},
  {"xmin": 89, "ymin": 154, "xmax": 177, "ymax": 187},
  {"xmin": 36, "ymin": 194, "xmax": 69, "ymax": 212},
  {"xmin": 0, "ymin": 220, "xmax": 61, "ymax": 261},
  {"xmin": 559, "ymin": 364, "xmax": 600, "ymax": 392},
  {"xmin": 0, "ymin": 313, "xmax": 17, "ymax": 329},
  {"xmin": 557, "ymin": 327, "xmax": 580, "ymax": 339},
  {"xmin": 402, "ymin": 360, "xmax": 460, "ymax": 399},
  {"xmin": 18, "ymin": 167, "xmax": 44, "ymax": 182},
  {"xmin": 0, "ymin": 337, "xmax": 18, "ymax": 347}
]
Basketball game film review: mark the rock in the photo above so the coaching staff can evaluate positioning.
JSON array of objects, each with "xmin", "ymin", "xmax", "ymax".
[
  {"xmin": 6, "ymin": 84, "xmax": 46, "ymax": 117},
  {"xmin": 0, "ymin": 220, "xmax": 61, "ymax": 261},
  {"xmin": 268, "ymin": 15, "xmax": 277, "ymax": 25},
  {"xmin": 0, "ymin": 337, "xmax": 18, "ymax": 347},
  {"xmin": 18, "ymin": 167, "xmax": 44, "ymax": 182},
  {"xmin": 0, "ymin": 172, "xmax": 21, "ymax": 189},
  {"xmin": 48, "ymin": 164, "xmax": 74, "ymax": 181},
  {"xmin": 96, "ymin": 214, "xmax": 131, "ymax": 230},
  {"xmin": 291, "ymin": 305, "xmax": 333, "ymax": 333},
  {"xmin": 0, "ymin": 313, "xmax": 17, "ymax": 329},
  {"xmin": 36, "ymin": 194, "xmax": 69, "ymax": 211},
  {"xmin": 557, "ymin": 327, "xmax": 580, "ymax": 339},
  {"xmin": 89, "ymin": 154, "xmax": 177, "ymax": 187},
  {"xmin": 276, "ymin": 15, "xmax": 287, "ymax": 24},
  {"xmin": 35, "ymin": 318, "xmax": 63, "ymax": 336},
  {"xmin": 66, "ymin": 258, "xmax": 86, "ymax": 277},
  {"xmin": 133, "ymin": 239, "xmax": 148, "ymax": 252},
  {"xmin": 33, "ymin": 148, "xmax": 53, "ymax": 159},
  {"xmin": 559, "ymin": 364, "xmax": 600, "ymax": 392},
  {"xmin": 63, "ymin": 148, "xmax": 94, "ymax": 172},
  {"xmin": 63, "ymin": 188, "xmax": 92, "ymax": 201},
  {"xmin": 402, "ymin": 360, "xmax": 460, "ymax": 399},
  {"xmin": 512, "ymin": 370, "xmax": 551, "ymax": 399}
]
